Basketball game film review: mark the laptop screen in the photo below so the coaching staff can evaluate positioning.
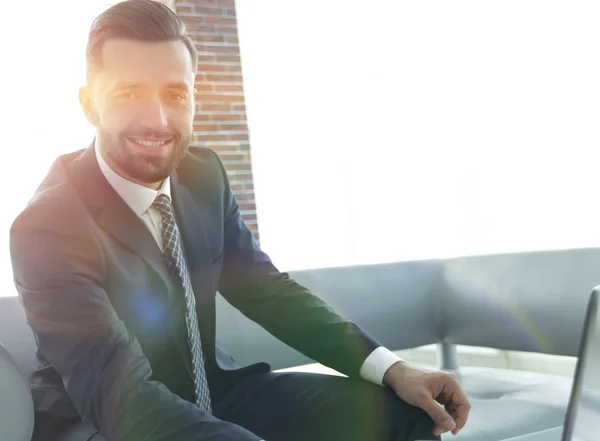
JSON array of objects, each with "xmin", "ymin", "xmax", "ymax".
[{"xmin": 568, "ymin": 291, "xmax": 599, "ymax": 441}]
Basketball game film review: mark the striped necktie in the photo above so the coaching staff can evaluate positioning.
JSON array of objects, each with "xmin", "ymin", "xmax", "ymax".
[{"xmin": 152, "ymin": 194, "xmax": 212, "ymax": 412}]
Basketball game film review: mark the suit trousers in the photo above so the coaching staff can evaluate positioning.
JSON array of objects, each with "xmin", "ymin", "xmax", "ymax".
[
  {"xmin": 34, "ymin": 371, "xmax": 440, "ymax": 441},
  {"xmin": 213, "ymin": 371, "xmax": 440, "ymax": 441}
]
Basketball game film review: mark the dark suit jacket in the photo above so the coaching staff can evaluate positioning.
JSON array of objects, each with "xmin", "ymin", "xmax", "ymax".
[{"xmin": 9, "ymin": 145, "xmax": 381, "ymax": 441}]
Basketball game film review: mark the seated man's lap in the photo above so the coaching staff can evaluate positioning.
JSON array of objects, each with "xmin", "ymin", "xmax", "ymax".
[
  {"xmin": 213, "ymin": 371, "xmax": 439, "ymax": 441},
  {"xmin": 38, "ymin": 372, "xmax": 438, "ymax": 441}
]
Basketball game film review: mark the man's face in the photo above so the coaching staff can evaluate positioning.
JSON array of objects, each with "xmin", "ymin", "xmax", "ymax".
[{"xmin": 81, "ymin": 39, "xmax": 196, "ymax": 188}]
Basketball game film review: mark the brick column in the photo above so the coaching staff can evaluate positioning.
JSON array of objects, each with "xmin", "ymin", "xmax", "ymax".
[{"xmin": 175, "ymin": 0, "xmax": 259, "ymax": 241}]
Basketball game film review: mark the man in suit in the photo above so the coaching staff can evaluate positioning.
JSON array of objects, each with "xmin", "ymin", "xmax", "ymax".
[{"xmin": 9, "ymin": 1, "xmax": 470, "ymax": 440}]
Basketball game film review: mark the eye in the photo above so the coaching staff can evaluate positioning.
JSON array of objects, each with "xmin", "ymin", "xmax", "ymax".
[
  {"xmin": 117, "ymin": 91, "xmax": 138, "ymax": 99},
  {"xmin": 167, "ymin": 92, "xmax": 186, "ymax": 101}
]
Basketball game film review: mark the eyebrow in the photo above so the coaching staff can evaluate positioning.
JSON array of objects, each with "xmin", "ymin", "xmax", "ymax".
[
  {"xmin": 110, "ymin": 81, "xmax": 142, "ymax": 91},
  {"xmin": 110, "ymin": 81, "xmax": 191, "ymax": 91},
  {"xmin": 164, "ymin": 82, "xmax": 190, "ymax": 92}
]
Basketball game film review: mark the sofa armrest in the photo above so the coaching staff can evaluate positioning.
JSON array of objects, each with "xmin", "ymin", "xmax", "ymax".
[{"xmin": 0, "ymin": 342, "xmax": 34, "ymax": 441}]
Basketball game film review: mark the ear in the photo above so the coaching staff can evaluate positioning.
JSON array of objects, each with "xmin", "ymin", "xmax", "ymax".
[
  {"xmin": 191, "ymin": 87, "xmax": 197, "ymax": 112},
  {"xmin": 79, "ymin": 85, "xmax": 99, "ymax": 127}
]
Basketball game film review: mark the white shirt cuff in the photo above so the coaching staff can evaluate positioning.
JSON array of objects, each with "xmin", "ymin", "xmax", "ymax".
[{"xmin": 359, "ymin": 346, "xmax": 404, "ymax": 385}]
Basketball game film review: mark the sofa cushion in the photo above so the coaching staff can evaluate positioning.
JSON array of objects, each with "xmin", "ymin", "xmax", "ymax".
[
  {"xmin": 442, "ymin": 367, "xmax": 571, "ymax": 441},
  {"xmin": 500, "ymin": 426, "xmax": 562, "ymax": 441}
]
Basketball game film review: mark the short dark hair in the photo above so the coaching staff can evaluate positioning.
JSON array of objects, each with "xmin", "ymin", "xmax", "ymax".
[{"xmin": 86, "ymin": 0, "xmax": 198, "ymax": 84}]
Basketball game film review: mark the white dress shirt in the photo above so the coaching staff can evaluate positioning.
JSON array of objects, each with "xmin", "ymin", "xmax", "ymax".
[{"xmin": 95, "ymin": 145, "xmax": 403, "ymax": 385}]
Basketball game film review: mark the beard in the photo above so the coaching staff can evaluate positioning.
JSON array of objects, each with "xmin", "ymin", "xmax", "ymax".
[{"xmin": 97, "ymin": 126, "xmax": 191, "ymax": 184}]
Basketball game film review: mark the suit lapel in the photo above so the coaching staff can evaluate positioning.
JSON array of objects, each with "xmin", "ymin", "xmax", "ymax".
[
  {"xmin": 69, "ymin": 146, "xmax": 176, "ymax": 299},
  {"xmin": 96, "ymin": 204, "xmax": 177, "ymax": 298}
]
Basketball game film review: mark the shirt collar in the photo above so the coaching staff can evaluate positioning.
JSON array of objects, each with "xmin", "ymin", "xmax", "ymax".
[{"xmin": 94, "ymin": 141, "xmax": 171, "ymax": 217}]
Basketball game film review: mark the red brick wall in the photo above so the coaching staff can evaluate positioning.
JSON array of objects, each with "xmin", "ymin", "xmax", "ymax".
[{"xmin": 175, "ymin": 0, "xmax": 259, "ymax": 241}]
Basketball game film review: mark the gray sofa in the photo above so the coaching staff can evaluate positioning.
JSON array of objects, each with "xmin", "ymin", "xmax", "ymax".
[{"xmin": 1, "ymin": 247, "xmax": 597, "ymax": 441}]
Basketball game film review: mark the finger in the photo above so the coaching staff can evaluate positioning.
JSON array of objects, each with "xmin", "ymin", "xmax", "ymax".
[
  {"xmin": 437, "ymin": 376, "xmax": 471, "ymax": 434},
  {"xmin": 448, "ymin": 381, "xmax": 470, "ymax": 408},
  {"xmin": 420, "ymin": 395, "xmax": 456, "ymax": 435},
  {"xmin": 451, "ymin": 402, "xmax": 471, "ymax": 435},
  {"xmin": 445, "ymin": 400, "xmax": 457, "ymax": 417},
  {"xmin": 448, "ymin": 388, "xmax": 471, "ymax": 434}
]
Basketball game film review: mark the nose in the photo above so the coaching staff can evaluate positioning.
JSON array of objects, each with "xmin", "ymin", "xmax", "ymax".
[{"xmin": 140, "ymin": 95, "xmax": 168, "ymax": 129}]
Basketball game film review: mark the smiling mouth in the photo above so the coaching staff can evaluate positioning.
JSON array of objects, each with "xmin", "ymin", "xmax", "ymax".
[{"xmin": 126, "ymin": 137, "xmax": 173, "ymax": 148}]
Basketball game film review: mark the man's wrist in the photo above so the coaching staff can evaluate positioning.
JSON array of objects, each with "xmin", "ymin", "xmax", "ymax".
[{"xmin": 382, "ymin": 360, "xmax": 407, "ymax": 388}]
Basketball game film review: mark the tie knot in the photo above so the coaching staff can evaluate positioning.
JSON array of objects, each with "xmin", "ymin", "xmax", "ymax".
[{"xmin": 152, "ymin": 194, "xmax": 172, "ymax": 217}]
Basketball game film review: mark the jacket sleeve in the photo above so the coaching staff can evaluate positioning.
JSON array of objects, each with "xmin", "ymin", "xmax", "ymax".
[
  {"xmin": 9, "ymin": 199, "xmax": 262, "ymax": 441},
  {"xmin": 211, "ymin": 151, "xmax": 381, "ymax": 379}
]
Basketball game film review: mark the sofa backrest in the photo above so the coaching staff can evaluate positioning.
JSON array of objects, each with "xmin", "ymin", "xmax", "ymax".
[
  {"xmin": 215, "ymin": 259, "xmax": 443, "ymax": 369},
  {"xmin": 217, "ymin": 248, "xmax": 600, "ymax": 368},
  {"xmin": 439, "ymin": 248, "xmax": 600, "ymax": 357},
  {"xmin": 2, "ymin": 247, "xmax": 598, "ymax": 377}
]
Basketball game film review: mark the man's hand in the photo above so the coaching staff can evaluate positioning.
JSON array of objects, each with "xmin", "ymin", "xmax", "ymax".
[{"xmin": 383, "ymin": 361, "xmax": 471, "ymax": 437}]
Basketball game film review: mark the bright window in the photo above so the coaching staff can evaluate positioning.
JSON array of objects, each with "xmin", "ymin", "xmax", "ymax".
[{"xmin": 236, "ymin": 1, "xmax": 600, "ymax": 270}]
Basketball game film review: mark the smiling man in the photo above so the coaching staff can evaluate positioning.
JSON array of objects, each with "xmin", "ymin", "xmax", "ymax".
[{"xmin": 9, "ymin": 1, "xmax": 470, "ymax": 441}]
